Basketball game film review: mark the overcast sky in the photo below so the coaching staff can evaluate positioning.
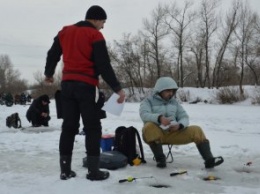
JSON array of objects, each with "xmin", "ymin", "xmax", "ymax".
[{"xmin": 1, "ymin": 0, "xmax": 260, "ymax": 84}]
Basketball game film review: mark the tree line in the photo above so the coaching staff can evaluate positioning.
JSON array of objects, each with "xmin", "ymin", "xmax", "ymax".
[
  {"xmin": 1, "ymin": 0, "xmax": 260, "ymax": 99},
  {"xmin": 107, "ymin": 0, "xmax": 260, "ymax": 98}
]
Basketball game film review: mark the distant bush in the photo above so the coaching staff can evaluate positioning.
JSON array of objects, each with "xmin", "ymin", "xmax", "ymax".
[
  {"xmin": 251, "ymin": 87, "xmax": 260, "ymax": 105},
  {"xmin": 215, "ymin": 87, "xmax": 246, "ymax": 104},
  {"xmin": 189, "ymin": 97, "xmax": 203, "ymax": 104},
  {"xmin": 177, "ymin": 89, "xmax": 190, "ymax": 102}
]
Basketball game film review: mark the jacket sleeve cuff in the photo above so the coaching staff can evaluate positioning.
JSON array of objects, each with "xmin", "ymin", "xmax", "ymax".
[
  {"xmin": 113, "ymin": 85, "xmax": 122, "ymax": 93},
  {"xmin": 179, "ymin": 123, "xmax": 184, "ymax": 130},
  {"xmin": 157, "ymin": 115, "xmax": 162, "ymax": 124}
]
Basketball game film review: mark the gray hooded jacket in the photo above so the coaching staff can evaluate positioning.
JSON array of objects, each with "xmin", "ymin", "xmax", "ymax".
[{"xmin": 139, "ymin": 77, "xmax": 189, "ymax": 128}]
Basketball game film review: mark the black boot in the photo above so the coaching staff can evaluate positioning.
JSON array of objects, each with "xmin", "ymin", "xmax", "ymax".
[
  {"xmin": 60, "ymin": 155, "xmax": 76, "ymax": 180},
  {"xmin": 86, "ymin": 156, "xmax": 109, "ymax": 181},
  {"xmin": 42, "ymin": 116, "xmax": 50, "ymax": 127},
  {"xmin": 197, "ymin": 140, "xmax": 224, "ymax": 168},
  {"xmin": 42, "ymin": 121, "xmax": 49, "ymax": 127},
  {"xmin": 150, "ymin": 143, "xmax": 166, "ymax": 168}
]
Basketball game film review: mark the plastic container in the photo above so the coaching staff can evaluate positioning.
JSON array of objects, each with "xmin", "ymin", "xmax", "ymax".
[{"xmin": 100, "ymin": 134, "xmax": 115, "ymax": 152}]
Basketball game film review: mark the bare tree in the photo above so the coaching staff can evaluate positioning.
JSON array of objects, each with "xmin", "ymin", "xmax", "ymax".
[
  {"xmin": 233, "ymin": 1, "xmax": 258, "ymax": 95},
  {"xmin": 189, "ymin": 30, "xmax": 206, "ymax": 87},
  {"xmin": 198, "ymin": 0, "xmax": 219, "ymax": 88},
  {"xmin": 164, "ymin": 0, "xmax": 196, "ymax": 87},
  {"xmin": 0, "ymin": 54, "xmax": 10, "ymax": 92},
  {"xmin": 212, "ymin": 0, "xmax": 240, "ymax": 88},
  {"xmin": 141, "ymin": 3, "xmax": 169, "ymax": 79},
  {"xmin": 243, "ymin": 9, "xmax": 260, "ymax": 85},
  {"xmin": 31, "ymin": 67, "xmax": 61, "ymax": 98},
  {"xmin": 244, "ymin": 14, "xmax": 260, "ymax": 86},
  {"xmin": 109, "ymin": 34, "xmax": 146, "ymax": 96},
  {"xmin": 0, "ymin": 54, "xmax": 28, "ymax": 94}
]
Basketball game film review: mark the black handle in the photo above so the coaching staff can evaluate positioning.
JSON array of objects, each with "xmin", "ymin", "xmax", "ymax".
[
  {"xmin": 170, "ymin": 171, "xmax": 187, "ymax": 176},
  {"xmin": 119, "ymin": 179, "xmax": 128, "ymax": 183}
]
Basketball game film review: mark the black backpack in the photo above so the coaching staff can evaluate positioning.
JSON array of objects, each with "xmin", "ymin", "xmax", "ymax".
[
  {"xmin": 6, "ymin": 113, "xmax": 22, "ymax": 129},
  {"xmin": 113, "ymin": 126, "xmax": 146, "ymax": 165}
]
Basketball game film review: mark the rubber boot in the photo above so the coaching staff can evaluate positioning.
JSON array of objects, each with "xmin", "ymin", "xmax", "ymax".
[
  {"xmin": 86, "ymin": 156, "xmax": 110, "ymax": 181},
  {"xmin": 150, "ymin": 143, "xmax": 166, "ymax": 168},
  {"xmin": 197, "ymin": 140, "xmax": 224, "ymax": 168},
  {"xmin": 42, "ymin": 120, "xmax": 49, "ymax": 127},
  {"xmin": 60, "ymin": 155, "xmax": 76, "ymax": 180}
]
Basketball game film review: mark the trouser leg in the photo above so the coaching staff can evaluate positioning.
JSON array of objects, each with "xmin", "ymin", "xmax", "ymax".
[
  {"xmin": 59, "ymin": 106, "xmax": 78, "ymax": 180},
  {"xmin": 142, "ymin": 122, "xmax": 164, "ymax": 144},
  {"xmin": 142, "ymin": 123, "xmax": 207, "ymax": 144},
  {"xmin": 160, "ymin": 124, "xmax": 224, "ymax": 168},
  {"xmin": 142, "ymin": 123, "xmax": 223, "ymax": 168},
  {"xmin": 85, "ymin": 126, "xmax": 101, "ymax": 156},
  {"xmin": 41, "ymin": 116, "xmax": 50, "ymax": 126},
  {"xmin": 142, "ymin": 123, "xmax": 166, "ymax": 167},
  {"xmin": 83, "ymin": 121, "xmax": 109, "ymax": 180},
  {"xmin": 59, "ymin": 155, "xmax": 76, "ymax": 180},
  {"xmin": 197, "ymin": 140, "xmax": 213, "ymax": 161},
  {"xmin": 59, "ymin": 128, "xmax": 78, "ymax": 180},
  {"xmin": 83, "ymin": 118, "xmax": 110, "ymax": 180},
  {"xmin": 86, "ymin": 156, "xmax": 110, "ymax": 181},
  {"xmin": 30, "ymin": 113, "xmax": 41, "ymax": 126},
  {"xmin": 59, "ymin": 129, "xmax": 77, "ymax": 156},
  {"xmin": 197, "ymin": 140, "xmax": 224, "ymax": 168},
  {"xmin": 149, "ymin": 143, "xmax": 166, "ymax": 168},
  {"xmin": 163, "ymin": 125, "xmax": 207, "ymax": 145}
]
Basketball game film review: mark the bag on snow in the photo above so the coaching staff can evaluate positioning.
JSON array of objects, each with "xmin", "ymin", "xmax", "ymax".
[
  {"xmin": 83, "ymin": 150, "xmax": 128, "ymax": 170},
  {"xmin": 113, "ymin": 126, "xmax": 146, "ymax": 165},
  {"xmin": 6, "ymin": 112, "xmax": 22, "ymax": 128}
]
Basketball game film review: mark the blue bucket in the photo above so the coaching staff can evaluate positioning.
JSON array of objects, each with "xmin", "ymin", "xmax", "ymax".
[{"xmin": 100, "ymin": 134, "xmax": 114, "ymax": 152}]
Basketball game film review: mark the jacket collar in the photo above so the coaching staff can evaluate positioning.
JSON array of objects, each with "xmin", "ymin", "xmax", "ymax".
[{"xmin": 75, "ymin": 20, "xmax": 96, "ymax": 29}]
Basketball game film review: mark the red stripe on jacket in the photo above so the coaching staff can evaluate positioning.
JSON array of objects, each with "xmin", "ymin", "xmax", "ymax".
[{"xmin": 58, "ymin": 24, "xmax": 104, "ymax": 85}]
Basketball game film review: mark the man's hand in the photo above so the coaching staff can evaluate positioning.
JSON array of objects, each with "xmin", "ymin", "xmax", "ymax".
[
  {"xmin": 168, "ymin": 124, "xmax": 180, "ymax": 132},
  {"xmin": 117, "ymin": 89, "xmax": 126, "ymax": 103},
  {"xmin": 159, "ymin": 116, "xmax": 171, "ymax": 126},
  {"xmin": 159, "ymin": 117, "xmax": 179, "ymax": 132},
  {"xmin": 45, "ymin": 76, "xmax": 54, "ymax": 84},
  {"xmin": 41, "ymin": 112, "xmax": 48, "ymax": 117}
]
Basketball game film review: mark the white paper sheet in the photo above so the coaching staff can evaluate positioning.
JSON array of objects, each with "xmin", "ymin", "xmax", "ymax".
[
  {"xmin": 102, "ymin": 93, "xmax": 125, "ymax": 116},
  {"xmin": 160, "ymin": 121, "xmax": 179, "ymax": 130}
]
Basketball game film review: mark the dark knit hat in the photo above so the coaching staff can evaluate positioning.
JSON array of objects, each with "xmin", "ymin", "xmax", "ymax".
[
  {"xmin": 41, "ymin": 94, "xmax": 50, "ymax": 103},
  {"xmin": 85, "ymin": 5, "xmax": 107, "ymax": 20}
]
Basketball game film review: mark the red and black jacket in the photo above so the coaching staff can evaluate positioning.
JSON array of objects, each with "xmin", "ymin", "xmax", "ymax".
[{"xmin": 45, "ymin": 21, "xmax": 121, "ymax": 92}]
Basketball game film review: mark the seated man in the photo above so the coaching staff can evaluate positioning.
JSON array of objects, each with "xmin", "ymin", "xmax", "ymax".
[
  {"xmin": 26, "ymin": 94, "xmax": 51, "ymax": 127},
  {"xmin": 139, "ymin": 77, "xmax": 223, "ymax": 169}
]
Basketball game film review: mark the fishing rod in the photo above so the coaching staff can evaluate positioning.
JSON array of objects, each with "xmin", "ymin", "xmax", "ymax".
[
  {"xmin": 170, "ymin": 170, "xmax": 187, "ymax": 177},
  {"xmin": 119, "ymin": 176, "xmax": 154, "ymax": 183}
]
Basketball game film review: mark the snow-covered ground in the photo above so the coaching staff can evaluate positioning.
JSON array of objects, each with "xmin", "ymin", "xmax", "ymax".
[{"xmin": 0, "ymin": 88, "xmax": 260, "ymax": 194}]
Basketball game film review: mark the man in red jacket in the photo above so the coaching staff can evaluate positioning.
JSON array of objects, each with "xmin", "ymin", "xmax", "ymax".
[{"xmin": 44, "ymin": 5, "xmax": 125, "ymax": 181}]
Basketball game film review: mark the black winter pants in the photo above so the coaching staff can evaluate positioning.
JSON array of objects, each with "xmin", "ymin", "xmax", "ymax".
[{"xmin": 59, "ymin": 81, "xmax": 102, "ymax": 157}]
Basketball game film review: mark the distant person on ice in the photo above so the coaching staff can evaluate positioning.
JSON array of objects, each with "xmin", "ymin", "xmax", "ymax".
[
  {"xmin": 139, "ymin": 77, "xmax": 224, "ymax": 169},
  {"xmin": 26, "ymin": 94, "xmax": 51, "ymax": 127}
]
